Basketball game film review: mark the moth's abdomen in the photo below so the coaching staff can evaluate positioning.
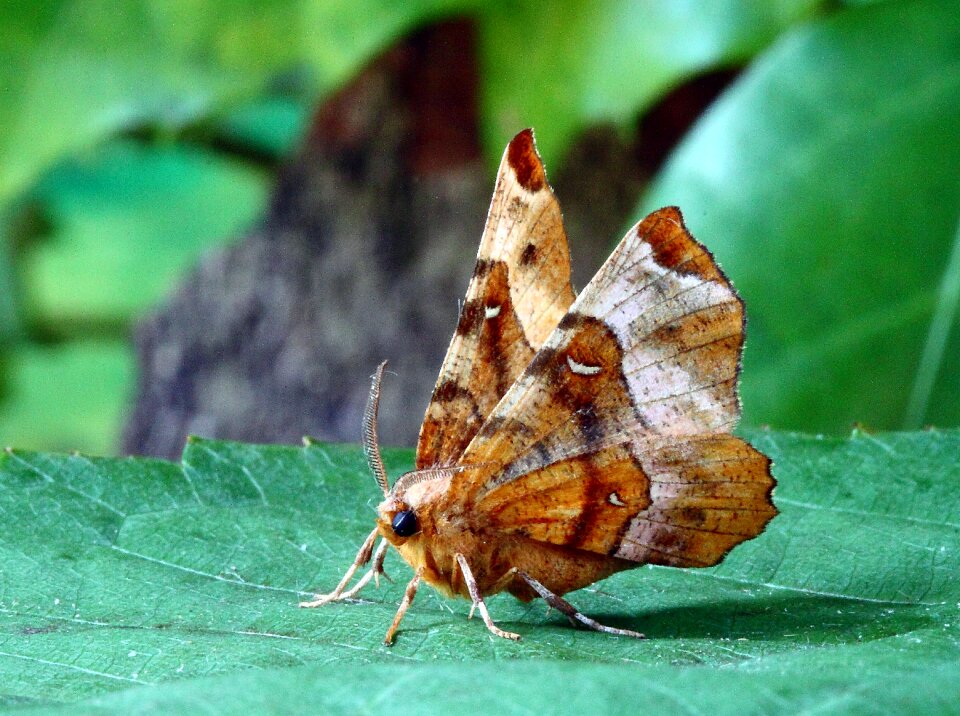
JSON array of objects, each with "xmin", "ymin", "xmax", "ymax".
[{"xmin": 497, "ymin": 536, "xmax": 631, "ymax": 600}]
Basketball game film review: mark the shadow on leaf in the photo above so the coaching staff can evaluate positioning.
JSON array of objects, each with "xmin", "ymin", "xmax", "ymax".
[{"xmin": 561, "ymin": 592, "xmax": 936, "ymax": 645}]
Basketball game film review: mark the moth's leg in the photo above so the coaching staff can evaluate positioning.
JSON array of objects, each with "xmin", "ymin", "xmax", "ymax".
[
  {"xmin": 456, "ymin": 554, "xmax": 521, "ymax": 641},
  {"xmin": 299, "ymin": 527, "xmax": 378, "ymax": 607},
  {"xmin": 384, "ymin": 567, "xmax": 423, "ymax": 645},
  {"xmin": 336, "ymin": 536, "xmax": 390, "ymax": 600},
  {"xmin": 491, "ymin": 567, "xmax": 519, "ymax": 593},
  {"xmin": 372, "ymin": 540, "xmax": 392, "ymax": 587},
  {"xmin": 466, "ymin": 568, "xmax": 517, "ymax": 621},
  {"xmin": 518, "ymin": 571, "xmax": 645, "ymax": 639}
]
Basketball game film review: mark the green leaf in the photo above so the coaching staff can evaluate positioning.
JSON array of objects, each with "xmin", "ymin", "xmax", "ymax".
[
  {"xmin": 0, "ymin": 340, "xmax": 133, "ymax": 455},
  {"xmin": 212, "ymin": 96, "xmax": 311, "ymax": 158},
  {"xmin": 479, "ymin": 0, "xmax": 825, "ymax": 168},
  {"xmin": 0, "ymin": 0, "xmax": 464, "ymax": 204},
  {"xmin": 0, "ymin": 0, "xmax": 352, "ymax": 203},
  {"xmin": 642, "ymin": 0, "xmax": 960, "ymax": 433},
  {"xmin": 0, "ymin": 0, "xmax": 824, "ymax": 206},
  {"xmin": 25, "ymin": 140, "xmax": 267, "ymax": 325},
  {"xmin": 2, "ymin": 430, "xmax": 958, "ymax": 711}
]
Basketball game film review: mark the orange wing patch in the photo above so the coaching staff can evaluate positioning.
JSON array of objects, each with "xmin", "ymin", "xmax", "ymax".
[
  {"xmin": 481, "ymin": 444, "xmax": 651, "ymax": 555},
  {"xmin": 459, "ymin": 313, "xmax": 638, "ymax": 489},
  {"xmin": 416, "ymin": 129, "xmax": 575, "ymax": 469}
]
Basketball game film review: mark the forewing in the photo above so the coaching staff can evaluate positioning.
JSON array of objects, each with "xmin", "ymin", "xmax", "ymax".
[
  {"xmin": 460, "ymin": 206, "xmax": 744, "ymax": 476},
  {"xmin": 416, "ymin": 129, "xmax": 575, "ymax": 469},
  {"xmin": 446, "ymin": 206, "xmax": 776, "ymax": 559}
]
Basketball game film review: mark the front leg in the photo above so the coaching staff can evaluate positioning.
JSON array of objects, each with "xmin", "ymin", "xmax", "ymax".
[
  {"xmin": 384, "ymin": 567, "xmax": 423, "ymax": 645},
  {"xmin": 456, "ymin": 554, "xmax": 521, "ymax": 641},
  {"xmin": 300, "ymin": 528, "xmax": 385, "ymax": 607}
]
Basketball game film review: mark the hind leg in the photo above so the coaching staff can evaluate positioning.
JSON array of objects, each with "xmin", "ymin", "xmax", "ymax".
[{"xmin": 518, "ymin": 571, "xmax": 644, "ymax": 639}]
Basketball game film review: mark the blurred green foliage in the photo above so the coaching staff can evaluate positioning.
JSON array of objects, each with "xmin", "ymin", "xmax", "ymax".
[
  {"xmin": 28, "ymin": 141, "xmax": 268, "ymax": 324},
  {"xmin": 646, "ymin": 0, "xmax": 960, "ymax": 432},
  {"xmin": 0, "ymin": 0, "xmax": 957, "ymax": 454}
]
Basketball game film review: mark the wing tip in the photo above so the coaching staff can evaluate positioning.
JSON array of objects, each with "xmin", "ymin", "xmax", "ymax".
[
  {"xmin": 506, "ymin": 128, "xmax": 547, "ymax": 192},
  {"xmin": 635, "ymin": 206, "xmax": 730, "ymax": 285}
]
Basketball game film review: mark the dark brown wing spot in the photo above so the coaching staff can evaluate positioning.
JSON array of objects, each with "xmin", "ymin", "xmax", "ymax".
[
  {"xmin": 652, "ymin": 529, "xmax": 685, "ymax": 553},
  {"xmin": 638, "ymin": 206, "xmax": 725, "ymax": 283},
  {"xmin": 679, "ymin": 506, "xmax": 707, "ymax": 526},
  {"xmin": 575, "ymin": 408, "xmax": 604, "ymax": 451},
  {"xmin": 557, "ymin": 311, "xmax": 587, "ymax": 331},
  {"xmin": 476, "ymin": 415, "xmax": 536, "ymax": 442},
  {"xmin": 476, "ymin": 415, "xmax": 505, "ymax": 440},
  {"xmin": 525, "ymin": 346, "xmax": 558, "ymax": 379},
  {"xmin": 507, "ymin": 196, "xmax": 527, "ymax": 221},
  {"xmin": 474, "ymin": 258, "xmax": 493, "ymax": 278},
  {"xmin": 568, "ymin": 464, "xmax": 605, "ymax": 548},
  {"xmin": 433, "ymin": 380, "xmax": 469, "ymax": 403},
  {"xmin": 456, "ymin": 300, "xmax": 484, "ymax": 337},
  {"xmin": 520, "ymin": 242, "xmax": 538, "ymax": 266},
  {"xmin": 507, "ymin": 129, "xmax": 547, "ymax": 192}
]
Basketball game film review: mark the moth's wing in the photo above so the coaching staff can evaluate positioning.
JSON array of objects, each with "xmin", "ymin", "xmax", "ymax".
[
  {"xmin": 476, "ymin": 434, "xmax": 775, "ymax": 567},
  {"xmin": 446, "ymin": 207, "xmax": 776, "ymax": 564},
  {"xmin": 416, "ymin": 129, "xmax": 575, "ymax": 469},
  {"xmin": 460, "ymin": 206, "xmax": 745, "ymax": 471}
]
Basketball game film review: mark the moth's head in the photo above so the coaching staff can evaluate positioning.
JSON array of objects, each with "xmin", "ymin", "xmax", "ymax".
[
  {"xmin": 376, "ymin": 492, "xmax": 421, "ymax": 546},
  {"xmin": 374, "ymin": 470, "xmax": 448, "ymax": 545}
]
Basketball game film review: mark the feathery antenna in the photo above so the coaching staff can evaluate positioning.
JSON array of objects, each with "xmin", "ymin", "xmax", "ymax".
[
  {"xmin": 391, "ymin": 465, "xmax": 467, "ymax": 497},
  {"xmin": 363, "ymin": 361, "xmax": 390, "ymax": 496}
]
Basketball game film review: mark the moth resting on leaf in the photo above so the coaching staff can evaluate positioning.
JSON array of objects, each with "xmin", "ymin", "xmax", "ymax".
[{"xmin": 301, "ymin": 129, "xmax": 777, "ymax": 643}]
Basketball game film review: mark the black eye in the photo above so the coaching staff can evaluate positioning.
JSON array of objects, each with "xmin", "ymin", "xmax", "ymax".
[{"xmin": 391, "ymin": 510, "xmax": 418, "ymax": 537}]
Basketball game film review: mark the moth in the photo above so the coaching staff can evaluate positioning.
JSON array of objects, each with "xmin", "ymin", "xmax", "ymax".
[{"xmin": 301, "ymin": 129, "xmax": 777, "ymax": 643}]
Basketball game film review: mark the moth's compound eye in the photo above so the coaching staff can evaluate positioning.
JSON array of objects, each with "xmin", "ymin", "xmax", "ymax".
[{"xmin": 391, "ymin": 510, "xmax": 419, "ymax": 537}]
